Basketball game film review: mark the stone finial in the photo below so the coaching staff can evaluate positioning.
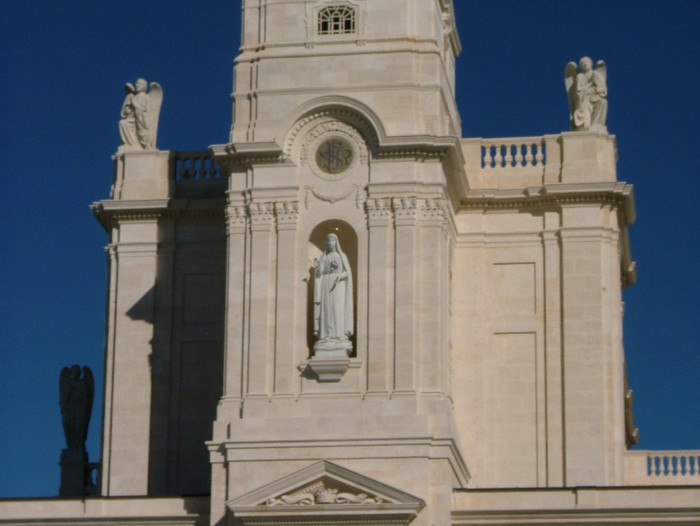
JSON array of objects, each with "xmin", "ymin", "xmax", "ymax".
[
  {"xmin": 118, "ymin": 79, "xmax": 163, "ymax": 150},
  {"xmin": 565, "ymin": 57, "xmax": 608, "ymax": 132}
]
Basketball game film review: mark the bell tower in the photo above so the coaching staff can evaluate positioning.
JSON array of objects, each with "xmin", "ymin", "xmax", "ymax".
[{"xmin": 208, "ymin": 1, "xmax": 468, "ymax": 524}]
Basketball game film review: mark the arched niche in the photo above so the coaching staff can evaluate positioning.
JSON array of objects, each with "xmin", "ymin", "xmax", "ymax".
[{"xmin": 306, "ymin": 219, "xmax": 358, "ymax": 356}]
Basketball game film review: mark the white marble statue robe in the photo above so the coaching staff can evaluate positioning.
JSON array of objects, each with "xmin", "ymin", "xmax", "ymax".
[{"xmin": 314, "ymin": 234, "xmax": 353, "ymax": 341}]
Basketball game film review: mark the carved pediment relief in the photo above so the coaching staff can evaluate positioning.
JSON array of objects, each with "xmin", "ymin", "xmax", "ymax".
[
  {"xmin": 227, "ymin": 459, "xmax": 425, "ymax": 525},
  {"xmin": 264, "ymin": 476, "xmax": 384, "ymax": 506}
]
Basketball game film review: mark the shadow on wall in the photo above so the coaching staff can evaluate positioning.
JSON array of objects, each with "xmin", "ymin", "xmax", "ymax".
[{"xmin": 124, "ymin": 262, "xmax": 225, "ymax": 495}]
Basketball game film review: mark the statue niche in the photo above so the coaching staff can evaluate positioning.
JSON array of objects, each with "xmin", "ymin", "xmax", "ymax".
[{"xmin": 306, "ymin": 222, "xmax": 357, "ymax": 380}]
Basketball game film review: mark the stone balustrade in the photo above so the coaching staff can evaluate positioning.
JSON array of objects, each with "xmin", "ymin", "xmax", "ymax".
[
  {"xmin": 625, "ymin": 450, "xmax": 700, "ymax": 485},
  {"xmin": 170, "ymin": 151, "xmax": 225, "ymax": 199},
  {"xmin": 172, "ymin": 151, "xmax": 221, "ymax": 181},
  {"xmin": 481, "ymin": 137, "xmax": 547, "ymax": 170},
  {"xmin": 462, "ymin": 132, "xmax": 617, "ymax": 188}
]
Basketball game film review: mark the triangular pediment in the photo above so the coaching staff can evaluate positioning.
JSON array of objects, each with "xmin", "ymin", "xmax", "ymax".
[{"xmin": 227, "ymin": 459, "xmax": 425, "ymax": 525}]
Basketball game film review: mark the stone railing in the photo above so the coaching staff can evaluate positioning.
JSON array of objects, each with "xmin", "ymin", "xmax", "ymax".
[
  {"xmin": 172, "ymin": 151, "xmax": 221, "ymax": 181},
  {"xmin": 462, "ymin": 135, "xmax": 560, "ymax": 189},
  {"xmin": 170, "ymin": 151, "xmax": 225, "ymax": 199},
  {"xmin": 461, "ymin": 132, "xmax": 617, "ymax": 188},
  {"xmin": 481, "ymin": 136, "xmax": 547, "ymax": 170},
  {"xmin": 625, "ymin": 450, "xmax": 700, "ymax": 486}
]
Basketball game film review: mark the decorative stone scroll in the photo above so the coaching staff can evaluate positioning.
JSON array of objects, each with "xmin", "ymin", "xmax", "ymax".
[
  {"xmin": 565, "ymin": 57, "xmax": 608, "ymax": 132},
  {"xmin": 265, "ymin": 480, "xmax": 384, "ymax": 506}
]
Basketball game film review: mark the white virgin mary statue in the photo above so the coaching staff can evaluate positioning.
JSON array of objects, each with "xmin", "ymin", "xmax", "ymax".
[{"xmin": 313, "ymin": 233, "xmax": 353, "ymax": 354}]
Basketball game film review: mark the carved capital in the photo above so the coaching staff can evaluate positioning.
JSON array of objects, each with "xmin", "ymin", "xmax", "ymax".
[
  {"xmin": 225, "ymin": 203, "xmax": 248, "ymax": 234},
  {"xmin": 365, "ymin": 197, "xmax": 393, "ymax": 226},
  {"xmin": 392, "ymin": 197, "xmax": 419, "ymax": 224},
  {"xmin": 419, "ymin": 198, "xmax": 447, "ymax": 221},
  {"xmin": 274, "ymin": 201, "xmax": 299, "ymax": 228},
  {"xmin": 249, "ymin": 202, "xmax": 276, "ymax": 229}
]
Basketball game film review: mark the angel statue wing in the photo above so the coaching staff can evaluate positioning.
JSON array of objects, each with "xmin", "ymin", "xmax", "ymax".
[
  {"xmin": 146, "ymin": 82, "xmax": 163, "ymax": 149},
  {"xmin": 595, "ymin": 60, "xmax": 607, "ymax": 84},
  {"xmin": 594, "ymin": 60, "xmax": 608, "ymax": 98},
  {"xmin": 564, "ymin": 61, "xmax": 578, "ymax": 124},
  {"xmin": 82, "ymin": 366, "xmax": 95, "ymax": 443},
  {"xmin": 124, "ymin": 82, "xmax": 135, "ymax": 95},
  {"xmin": 59, "ymin": 366, "xmax": 71, "ymax": 413}
]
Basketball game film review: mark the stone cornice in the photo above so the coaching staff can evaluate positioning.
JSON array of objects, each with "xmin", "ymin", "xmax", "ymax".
[
  {"xmin": 91, "ymin": 198, "xmax": 224, "ymax": 230},
  {"xmin": 452, "ymin": 507, "xmax": 700, "ymax": 524},
  {"xmin": 460, "ymin": 182, "xmax": 635, "ymax": 225}
]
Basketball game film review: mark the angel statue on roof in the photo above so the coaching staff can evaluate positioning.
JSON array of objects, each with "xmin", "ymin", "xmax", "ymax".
[
  {"xmin": 118, "ymin": 78, "xmax": 163, "ymax": 149},
  {"xmin": 59, "ymin": 365, "xmax": 94, "ymax": 450},
  {"xmin": 565, "ymin": 57, "xmax": 607, "ymax": 132}
]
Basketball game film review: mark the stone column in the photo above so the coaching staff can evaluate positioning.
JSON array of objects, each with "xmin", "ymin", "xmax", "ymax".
[{"xmin": 365, "ymin": 197, "xmax": 394, "ymax": 394}]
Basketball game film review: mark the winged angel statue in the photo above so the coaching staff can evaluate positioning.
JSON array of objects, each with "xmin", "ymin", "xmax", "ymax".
[
  {"xmin": 119, "ymin": 78, "xmax": 163, "ymax": 149},
  {"xmin": 565, "ymin": 57, "xmax": 607, "ymax": 132},
  {"xmin": 59, "ymin": 365, "xmax": 94, "ymax": 450}
]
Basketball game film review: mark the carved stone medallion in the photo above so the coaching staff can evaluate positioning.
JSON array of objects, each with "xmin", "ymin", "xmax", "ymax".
[
  {"xmin": 315, "ymin": 137, "xmax": 354, "ymax": 176},
  {"xmin": 299, "ymin": 119, "xmax": 366, "ymax": 183}
]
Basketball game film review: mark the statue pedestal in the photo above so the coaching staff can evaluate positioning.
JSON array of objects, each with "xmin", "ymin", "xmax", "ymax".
[
  {"xmin": 309, "ymin": 339, "xmax": 352, "ymax": 382},
  {"xmin": 59, "ymin": 448, "xmax": 88, "ymax": 497}
]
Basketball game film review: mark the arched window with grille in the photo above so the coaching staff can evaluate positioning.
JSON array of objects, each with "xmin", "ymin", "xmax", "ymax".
[{"xmin": 318, "ymin": 4, "xmax": 356, "ymax": 36}]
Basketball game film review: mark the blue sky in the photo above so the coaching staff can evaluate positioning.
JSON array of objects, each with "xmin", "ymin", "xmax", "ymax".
[{"xmin": 1, "ymin": 1, "xmax": 698, "ymax": 498}]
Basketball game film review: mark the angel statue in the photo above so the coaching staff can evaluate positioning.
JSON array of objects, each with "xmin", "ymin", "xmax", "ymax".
[
  {"xmin": 313, "ymin": 233, "xmax": 354, "ymax": 355},
  {"xmin": 59, "ymin": 365, "xmax": 94, "ymax": 450},
  {"xmin": 118, "ymin": 78, "xmax": 163, "ymax": 149},
  {"xmin": 565, "ymin": 57, "xmax": 608, "ymax": 132}
]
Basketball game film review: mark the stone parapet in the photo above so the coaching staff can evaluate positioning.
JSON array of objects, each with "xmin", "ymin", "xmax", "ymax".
[
  {"xmin": 462, "ymin": 131, "xmax": 618, "ymax": 189},
  {"xmin": 626, "ymin": 450, "xmax": 700, "ymax": 486},
  {"xmin": 0, "ymin": 496, "xmax": 209, "ymax": 525}
]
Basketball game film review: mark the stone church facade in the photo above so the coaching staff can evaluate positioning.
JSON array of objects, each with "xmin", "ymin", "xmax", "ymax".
[{"xmin": 1, "ymin": 1, "xmax": 699, "ymax": 525}]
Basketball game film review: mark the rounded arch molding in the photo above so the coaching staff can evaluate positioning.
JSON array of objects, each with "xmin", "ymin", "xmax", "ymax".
[{"xmin": 280, "ymin": 96, "xmax": 385, "ymax": 158}]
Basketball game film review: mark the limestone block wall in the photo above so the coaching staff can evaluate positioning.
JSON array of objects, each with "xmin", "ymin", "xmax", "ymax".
[
  {"xmin": 452, "ymin": 131, "xmax": 634, "ymax": 489},
  {"xmin": 94, "ymin": 152, "xmax": 227, "ymax": 497},
  {"xmin": 232, "ymin": 0, "xmax": 461, "ymax": 143},
  {"xmin": 208, "ymin": 108, "xmax": 469, "ymax": 525}
]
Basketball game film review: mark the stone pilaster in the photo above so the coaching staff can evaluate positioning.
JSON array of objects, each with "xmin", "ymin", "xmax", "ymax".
[
  {"xmin": 418, "ymin": 198, "xmax": 448, "ymax": 395},
  {"xmin": 101, "ymin": 217, "xmax": 160, "ymax": 496},
  {"xmin": 541, "ymin": 221, "xmax": 564, "ymax": 487},
  {"xmin": 365, "ymin": 197, "xmax": 394, "ymax": 394},
  {"xmin": 560, "ymin": 224, "xmax": 610, "ymax": 486},
  {"xmin": 246, "ymin": 202, "xmax": 277, "ymax": 398},
  {"xmin": 222, "ymin": 201, "xmax": 248, "ymax": 406},
  {"xmin": 392, "ymin": 197, "xmax": 419, "ymax": 394},
  {"xmin": 273, "ymin": 201, "xmax": 299, "ymax": 396}
]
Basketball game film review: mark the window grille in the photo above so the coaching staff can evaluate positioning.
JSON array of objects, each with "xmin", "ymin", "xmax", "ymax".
[{"xmin": 318, "ymin": 5, "xmax": 356, "ymax": 35}]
